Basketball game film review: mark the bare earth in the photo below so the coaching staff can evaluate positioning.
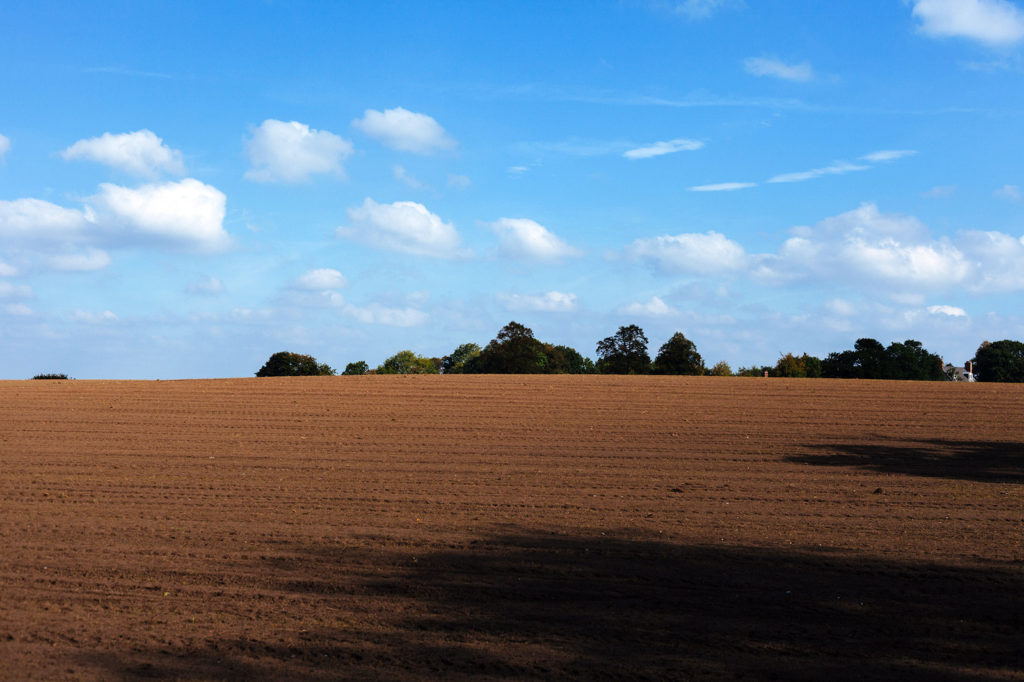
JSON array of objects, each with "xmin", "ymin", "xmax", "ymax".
[{"xmin": 0, "ymin": 376, "xmax": 1022, "ymax": 680}]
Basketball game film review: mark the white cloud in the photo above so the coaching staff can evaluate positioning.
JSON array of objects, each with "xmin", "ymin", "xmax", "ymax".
[
  {"xmin": 508, "ymin": 165, "xmax": 530, "ymax": 175},
  {"xmin": 912, "ymin": 0, "xmax": 1024, "ymax": 45},
  {"xmin": 447, "ymin": 173, "xmax": 471, "ymax": 189},
  {"xmin": 61, "ymin": 130, "xmax": 186, "ymax": 177},
  {"xmin": 757, "ymin": 204, "xmax": 971, "ymax": 291},
  {"xmin": 91, "ymin": 178, "xmax": 230, "ymax": 252},
  {"xmin": 689, "ymin": 182, "xmax": 757, "ymax": 192},
  {"xmin": 958, "ymin": 230, "xmax": 1024, "ymax": 292},
  {"xmin": 340, "ymin": 198, "xmax": 462, "ymax": 258},
  {"xmin": 673, "ymin": 0, "xmax": 744, "ymax": 20},
  {"xmin": 862, "ymin": 149, "xmax": 917, "ymax": 162},
  {"xmin": 393, "ymin": 165, "xmax": 424, "ymax": 189},
  {"xmin": 489, "ymin": 218, "xmax": 582, "ymax": 262},
  {"xmin": 0, "ymin": 198, "xmax": 89, "ymax": 242},
  {"xmin": 768, "ymin": 161, "xmax": 869, "ymax": 184},
  {"xmin": 498, "ymin": 291, "xmax": 578, "ymax": 312},
  {"xmin": 0, "ymin": 262, "xmax": 16, "ymax": 276},
  {"xmin": 994, "ymin": 184, "xmax": 1022, "ymax": 200},
  {"xmin": 928, "ymin": 304, "xmax": 967, "ymax": 317},
  {"xmin": 623, "ymin": 138, "xmax": 703, "ymax": 159},
  {"xmin": 0, "ymin": 133, "xmax": 9, "ymax": 159},
  {"xmin": 923, "ymin": 185, "xmax": 956, "ymax": 198},
  {"xmin": 293, "ymin": 268, "xmax": 347, "ymax": 291},
  {"xmin": 244, "ymin": 119, "xmax": 352, "ymax": 183},
  {"xmin": 619, "ymin": 296, "xmax": 679, "ymax": 316},
  {"xmin": 743, "ymin": 57, "xmax": 813, "ymax": 82},
  {"xmin": 623, "ymin": 231, "xmax": 748, "ymax": 275},
  {"xmin": 343, "ymin": 302, "xmax": 428, "ymax": 326},
  {"xmin": 48, "ymin": 248, "xmax": 112, "ymax": 272},
  {"xmin": 4, "ymin": 303, "xmax": 32, "ymax": 316},
  {"xmin": 0, "ymin": 281, "xmax": 32, "ymax": 298},
  {"xmin": 187, "ymin": 276, "xmax": 224, "ymax": 296},
  {"xmin": 352, "ymin": 107, "xmax": 455, "ymax": 154},
  {"xmin": 72, "ymin": 309, "xmax": 117, "ymax": 322}
]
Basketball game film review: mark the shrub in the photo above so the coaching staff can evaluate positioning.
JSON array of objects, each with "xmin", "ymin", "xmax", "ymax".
[
  {"xmin": 32, "ymin": 373, "xmax": 70, "ymax": 380},
  {"xmin": 342, "ymin": 361, "xmax": 369, "ymax": 375}
]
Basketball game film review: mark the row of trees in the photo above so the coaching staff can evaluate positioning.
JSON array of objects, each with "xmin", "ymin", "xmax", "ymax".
[{"xmin": 255, "ymin": 323, "xmax": 1024, "ymax": 383}]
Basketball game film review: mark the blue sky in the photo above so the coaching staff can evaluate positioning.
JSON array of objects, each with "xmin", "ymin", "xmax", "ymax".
[{"xmin": 2, "ymin": 0, "xmax": 1023, "ymax": 378}]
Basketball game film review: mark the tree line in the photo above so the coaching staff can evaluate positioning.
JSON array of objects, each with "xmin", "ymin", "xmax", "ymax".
[{"xmin": 254, "ymin": 321, "xmax": 1024, "ymax": 383}]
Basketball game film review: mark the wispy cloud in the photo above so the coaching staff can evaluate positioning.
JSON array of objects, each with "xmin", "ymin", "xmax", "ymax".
[
  {"xmin": 923, "ymin": 185, "xmax": 956, "ymax": 198},
  {"xmin": 928, "ymin": 304, "xmax": 967, "ymax": 317},
  {"xmin": 624, "ymin": 138, "xmax": 703, "ymax": 159},
  {"xmin": 619, "ymin": 296, "xmax": 678, "ymax": 316},
  {"xmin": 672, "ymin": 0, "xmax": 745, "ymax": 21},
  {"xmin": 861, "ymin": 149, "xmax": 917, "ymax": 162},
  {"xmin": 994, "ymin": 184, "xmax": 1022, "ymax": 201},
  {"xmin": 689, "ymin": 182, "xmax": 757, "ymax": 192},
  {"xmin": 498, "ymin": 291, "xmax": 578, "ymax": 312},
  {"xmin": 743, "ymin": 57, "xmax": 813, "ymax": 82},
  {"xmin": 767, "ymin": 161, "xmax": 869, "ymax": 184}
]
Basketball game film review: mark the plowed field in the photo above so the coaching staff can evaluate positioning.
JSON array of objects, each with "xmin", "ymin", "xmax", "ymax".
[{"xmin": 1, "ymin": 376, "xmax": 1022, "ymax": 680}]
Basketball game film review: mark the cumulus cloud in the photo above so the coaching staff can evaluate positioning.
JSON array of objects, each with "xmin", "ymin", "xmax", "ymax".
[
  {"xmin": 768, "ymin": 161, "xmax": 869, "ymax": 184},
  {"xmin": 623, "ymin": 231, "xmax": 748, "ymax": 275},
  {"xmin": 0, "ymin": 198, "xmax": 90, "ymax": 242},
  {"xmin": 928, "ymin": 304, "xmax": 967, "ymax": 317},
  {"xmin": 340, "ymin": 198, "xmax": 462, "ymax": 258},
  {"xmin": 498, "ymin": 291, "xmax": 578, "ymax": 312},
  {"xmin": 293, "ymin": 268, "xmax": 347, "ymax": 291},
  {"xmin": 757, "ymin": 203, "xmax": 971, "ymax": 291},
  {"xmin": 61, "ymin": 130, "xmax": 186, "ymax": 177},
  {"xmin": 47, "ymin": 248, "xmax": 112, "ymax": 272},
  {"xmin": 619, "ymin": 296, "xmax": 678, "ymax": 316},
  {"xmin": 343, "ymin": 302, "xmax": 428, "ymax": 326},
  {"xmin": 743, "ymin": 57, "xmax": 814, "ymax": 82},
  {"xmin": 244, "ymin": 119, "xmax": 353, "ymax": 183},
  {"xmin": 862, "ymin": 149, "xmax": 917, "ymax": 162},
  {"xmin": 623, "ymin": 138, "xmax": 703, "ymax": 159},
  {"xmin": 994, "ymin": 184, "xmax": 1022, "ymax": 200},
  {"xmin": 352, "ymin": 107, "xmax": 455, "ymax": 154},
  {"xmin": 912, "ymin": 0, "xmax": 1024, "ymax": 45},
  {"xmin": 489, "ymin": 218, "xmax": 582, "ymax": 262},
  {"xmin": 0, "ymin": 133, "xmax": 9, "ymax": 159},
  {"xmin": 689, "ymin": 182, "xmax": 757, "ymax": 192},
  {"xmin": 90, "ymin": 178, "xmax": 230, "ymax": 252},
  {"xmin": 958, "ymin": 230, "xmax": 1024, "ymax": 292}
]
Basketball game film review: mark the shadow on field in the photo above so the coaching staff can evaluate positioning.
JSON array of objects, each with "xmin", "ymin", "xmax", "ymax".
[
  {"xmin": 788, "ymin": 439, "xmax": 1024, "ymax": 484},
  {"xmin": 79, "ymin": 530, "xmax": 1024, "ymax": 680}
]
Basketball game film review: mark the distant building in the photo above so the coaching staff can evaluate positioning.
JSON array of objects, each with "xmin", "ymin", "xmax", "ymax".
[{"xmin": 943, "ymin": 361, "xmax": 976, "ymax": 382}]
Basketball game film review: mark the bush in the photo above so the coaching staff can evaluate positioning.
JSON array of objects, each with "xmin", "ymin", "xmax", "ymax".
[
  {"xmin": 32, "ymin": 373, "xmax": 70, "ymax": 380},
  {"xmin": 707, "ymin": 361, "xmax": 733, "ymax": 377},
  {"xmin": 256, "ymin": 351, "xmax": 335, "ymax": 377}
]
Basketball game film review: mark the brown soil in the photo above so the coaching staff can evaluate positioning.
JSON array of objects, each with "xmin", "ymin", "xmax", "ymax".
[{"xmin": 1, "ymin": 376, "xmax": 1022, "ymax": 680}]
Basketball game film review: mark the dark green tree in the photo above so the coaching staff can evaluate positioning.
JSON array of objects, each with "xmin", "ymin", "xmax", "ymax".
[
  {"xmin": 854, "ymin": 338, "xmax": 887, "ymax": 379},
  {"xmin": 472, "ymin": 321, "xmax": 551, "ymax": 374},
  {"xmin": 256, "ymin": 351, "xmax": 335, "ymax": 377},
  {"xmin": 550, "ymin": 345, "xmax": 595, "ymax": 374},
  {"xmin": 342, "ymin": 361, "xmax": 369, "ymax": 375},
  {"xmin": 441, "ymin": 343, "xmax": 481, "ymax": 374},
  {"xmin": 596, "ymin": 325, "xmax": 650, "ymax": 374},
  {"xmin": 651, "ymin": 332, "xmax": 704, "ymax": 375},
  {"xmin": 886, "ymin": 340, "xmax": 944, "ymax": 380},
  {"xmin": 974, "ymin": 339, "xmax": 1024, "ymax": 382}
]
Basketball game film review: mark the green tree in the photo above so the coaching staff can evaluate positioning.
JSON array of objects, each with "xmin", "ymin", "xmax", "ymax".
[
  {"xmin": 707, "ymin": 361, "xmax": 733, "ymax": 377},
  {"xmin": 377, "ymin": 350, "xmax": 439, "ymax": 374},
  {"xmin": 472, "ymin": 321, "xmax": 551, "ymax": 374},
  {"xmin": 774, "ymin": 353, "xmax": 823, "ymax": 378},
  {"xmin": 596, "ymin": 325, "xmax": 650, "ymax": 374},
  {"xmin": 652, "ymin": 332, "xmax": 704, "ymax": 375},
  {"xmin": 974, "ymin": 339, "xmax": 1024, "ymax": 382},
  {"xmin": 441, "ymin": 343, "xmax": 481, "ymax": 374},
  {"xmin": 551, "ymin": 345, "xmax": 595, "ymax": 374},
  {"xmin": 256, "ymin": 351, "xmax": 335, "ymax": 377},
  {"xmin": 342, "ymin": 361, "xmax": 369, "ymax": 375},
  {"xmin": 886, "ymin": 340, "xmax": 944, "ymax": 380}
]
